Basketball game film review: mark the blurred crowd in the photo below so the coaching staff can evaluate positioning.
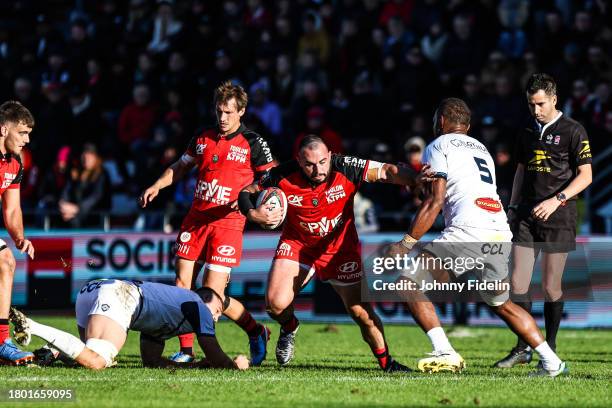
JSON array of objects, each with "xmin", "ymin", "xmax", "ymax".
[{"xmin": 0, "ymin": 0, "xmax": 610, "ymax": 230}]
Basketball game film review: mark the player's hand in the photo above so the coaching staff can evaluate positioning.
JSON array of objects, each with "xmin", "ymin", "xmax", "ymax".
[
  {"xmin": 531, "ymin": 198, "xmax": 560, "ymax": 222},
  {"xmin": 59, "ymin": 200, "xmax": 79, "ymax": 221},
  {"xmin": 385, "ymin": 241, "xmax": 411, "ymax": 258},
  {"xmin": 234, "ymin": 355, "xmax": 249, "ymax": 370},
  {"xmin": 140, "ymin": 187, "xmax": 159, "ymax": 208},
  {"xmin": 229, "ymin": 200, "xmax": 239, "ymax": 210},
  {"xmin": 417, "ymin": 164, "xmax": 435, "ymax": 183},
  {"xmin": 247, "ymin": 204, "xmax": 283, "ymax": 228},
  {"xmin": 15, "ymin": 239, "xmax": 35, "ymax": 260}
]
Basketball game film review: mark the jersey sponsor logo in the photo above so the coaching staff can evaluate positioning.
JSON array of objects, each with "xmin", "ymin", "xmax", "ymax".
[
  {"xmin": 257, "ymin": 136, "xmax": 274, "ymax": 163},
  {"xmin": 579, "ymin": 141, "xmax": 592, "ymax": 159},
  {"xmin": 554, "ymin": 135, "xmax": 561, "ymax": 145},
  {"xmin": 334, "ymin": 270, "xmax": 362, "ymax": 281},
  {"xmin": 194, "ymin": 178, "xmax": 232, "ymax": 204},
  {"xmin": 217, "ymin": 245, "xmax": 236, "ymax": 256},
  {"xmin": 338, "ymin": 261, "xmax": 359, "ymax": 273},
  {"xmin": 210, "ymin": 255, "xmax": 236, "ymax": 264},
  {"xmin": 276, "ymin": 242, "xmax": 292, "ymax": 257},
  {"xmin": 299, "ymin": 213, "xmax": 343, "ymax": 236},
  {"xmin": 176, "ymin": 243, "xmax": 190, "ymax": 256},
  {"xmin": 326, "ymin": 185, "xmax": 346, "ymax": 203},
  {"xmin": 196, "ymin": 143, "xmax": 207, "ymax": 154},
  {"xmin": 226, "ymin": 145, "xmax": 248, "ymax": 163},
  {"xmin": 287, "ymin": 195, "xmax": 303, "ymax": 206},
  {"xmin": 1, "ymin": 172, "xmax": 16, "ymax": 189},
  {"xmin": 179, "ymin": 232, "xmax": 191, "ymax": 242},
  {"xmin": 527, "ymin": 150, "xmax": 552, "ymax": 172},
  {"xmin": 474, "ymin": 197, "xmax": 502, "ymax": 213},
  {"xmin": 343, "ymin": 156, "xmax": 367, "ymax": 168},
  {"xmin": 450, "ymin": 139, "xmax": 488, "ymax": 153}
]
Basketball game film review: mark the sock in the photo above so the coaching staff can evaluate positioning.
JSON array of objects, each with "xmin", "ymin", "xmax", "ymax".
[
  {"xmin": 544, "ymin": 301, "xmax": 564, "ymax": 352},
  {"xmin": 514, "ymin": 298, "xmax": 532, "ymax": 350},
  {"xmin": 28, "ymin": 319, "xmax": 85, "ymax": 360},
  {"xmin": 426, "ymin": 327, "xmax": 455, "ymax": 353},
  {"xmin": 236, "ymin": 311, "xmax": 262, "ymax": 337},
  {"xmin": 534, "ymin": 341, "xmax": 562, "ymax": 371},
  {"xmin": 373, "ymin": 346, "xmax": 389, "ymax": 370},
  {"xmin": 0, "ymin": 319, "xmax": 9, "ymax": 343},
  {"xmin": 178, "ymin": 333, "xmax": 194, "ymax": 355},
  {"xmin": 281, "ymin": 315, "xmax": 299, "ymax": 333}
]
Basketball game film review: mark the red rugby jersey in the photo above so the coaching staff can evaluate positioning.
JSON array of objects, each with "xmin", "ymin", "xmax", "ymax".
[
  {"xmin": 260, "ymin": 154, "xmax": 370, "ymax": 249},
  {"xmin": 0, "ymin": 153, "xmax": 23, "ymax": 195},
  {"xmin": 183, "ymin": 125, "xmax": 275, "ymax": 230}
]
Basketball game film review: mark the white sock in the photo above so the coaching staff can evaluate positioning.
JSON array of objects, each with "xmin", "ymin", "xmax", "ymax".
[
  {"xmin": 427, "ymin": 327, "xmax": 455, "ymax": 353},
  {"xmin": 28, "ymin": 319, "xmax": 85, "ymax": 360},
  {"xmin": 534, "ymin": 341, "xmax": 562, "ymax": 371}
]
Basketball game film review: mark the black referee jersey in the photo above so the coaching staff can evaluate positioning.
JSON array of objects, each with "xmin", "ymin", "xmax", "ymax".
[{"xmin": 516, "ymin": 112, "xmax": 592, "ymax": 203}]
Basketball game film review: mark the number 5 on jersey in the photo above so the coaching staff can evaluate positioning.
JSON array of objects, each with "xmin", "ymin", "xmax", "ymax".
[{"xmin": 473, "ymin": 157, "xmax": 493, "ymax": 184}]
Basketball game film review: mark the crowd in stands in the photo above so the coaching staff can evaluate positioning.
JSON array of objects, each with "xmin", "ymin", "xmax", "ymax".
[{"xmin": 0, "ymin": 0, "xmax": 610, "ymax": 230}]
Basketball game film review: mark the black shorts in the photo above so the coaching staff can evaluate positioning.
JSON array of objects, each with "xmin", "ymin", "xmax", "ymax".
[{"xmin": 510, "ymin": 200, "xmax": 577, "ymax": 253}]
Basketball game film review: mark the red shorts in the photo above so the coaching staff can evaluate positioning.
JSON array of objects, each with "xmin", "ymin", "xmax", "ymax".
[
  {"xmin": 175, "ymin": 220, "xmax": 243, "ymax": 271},
  {"xmin": 273, "ymin": 238, "xmax": 363, "ymax": 285}
]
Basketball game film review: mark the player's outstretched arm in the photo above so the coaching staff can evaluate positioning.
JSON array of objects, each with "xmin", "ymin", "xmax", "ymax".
[
  {"xmin": 366, "ymin": 163, "xmax": 432, "ymax": 189},
  {"xmin": 408, "ymin": 177, "xmax": 446, "ymax": 240},
  {"xmin": 139, "ymin": 159, "xmax": 195, "ymax": 208},
  {"xmin": 197, "ymin": 335, "xmax": 249, "ymax": 370}
]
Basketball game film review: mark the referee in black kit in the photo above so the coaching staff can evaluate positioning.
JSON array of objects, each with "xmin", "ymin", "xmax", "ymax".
[{"xmin": 494, "ymin": 73, "xmax": 592, "ymax": 368}]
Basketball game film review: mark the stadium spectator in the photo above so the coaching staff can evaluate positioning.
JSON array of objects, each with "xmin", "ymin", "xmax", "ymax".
[
  {"xmin": 58, "ymin": 143, "xmax": 111, "ymax": 228},
  {"xmin": 117, "ymin": 83, "xmax": 157, "ymax": 146},
  {"xmin": 249, "ymin": 81, "xmax": 282, "ymax": 139},
  {"xmin": 297, "ymin": 10, "xmax": 330, "ymax": 65},
  {"xmin": 293, "ymin": 107, "xmax": 343, "ymax": 157},
  {"xmin": 147, "ymin": 0, "xmax": 183, "ymax": 54}
]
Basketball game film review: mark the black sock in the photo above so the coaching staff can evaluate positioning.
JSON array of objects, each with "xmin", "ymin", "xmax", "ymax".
[
  {"xmin": 513, "ymin": 297, "xmax": 532, "ymax": 350},
  {"xmin": 544, "ymin": 301, "xmax": 564, "ymax": 352}
]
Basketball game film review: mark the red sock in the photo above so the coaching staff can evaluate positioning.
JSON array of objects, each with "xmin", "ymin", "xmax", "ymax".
[
  {"xmin": 281, "ymin": 315, "xmax": 299, "ymax": 333},
  {"xmin": 178, "ymin": 333, "xmax": 194, "ymax": 355},
  {"xmin": 0, "ymin": 320, "xmax": 8, "ymax": 343},
  {"xmin": 373, "ymin": 346, "xmax": 389, "ymax": 369},
  {"xmin": 236, "ymin": 311, "xmax": 262, "ymax": 337}
]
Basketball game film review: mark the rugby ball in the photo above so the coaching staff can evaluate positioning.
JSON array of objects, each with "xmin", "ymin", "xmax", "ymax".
[{"xmin": 255, "ymin": 187, "xmax": 288, "ymax": 230}]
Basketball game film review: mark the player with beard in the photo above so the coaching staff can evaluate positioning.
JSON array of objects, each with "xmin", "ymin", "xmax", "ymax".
[{"xmin": 238, "ymin": 135, "xmax": 421, "ymax": 372}]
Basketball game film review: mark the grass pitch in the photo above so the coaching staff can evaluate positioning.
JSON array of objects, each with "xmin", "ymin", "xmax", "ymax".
[{"xmin": 0, "ymin": 316, "xmax": 610, "ymax": 407}]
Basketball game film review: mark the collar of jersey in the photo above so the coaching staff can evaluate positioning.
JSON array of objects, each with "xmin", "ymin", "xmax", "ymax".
[
  {"xmin": 0, "ymin": 152, "xmax": 13, "ymax": 161},
  {"xmin": 217, "ymin": 124, "xmax": 246, "ymax": 141},
  {"xmin": 535, "ymin": 111, "xmax": 563, "ymax": 137}
]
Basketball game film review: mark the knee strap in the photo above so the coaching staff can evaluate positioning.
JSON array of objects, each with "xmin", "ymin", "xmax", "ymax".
[{"xmin": 85, "ymin": 338, "xmax": 118, "ymax": 368}]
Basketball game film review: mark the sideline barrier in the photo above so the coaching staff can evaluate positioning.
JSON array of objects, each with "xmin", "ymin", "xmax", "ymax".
[{"xmin": 3, "ymin": 231, "xmax": 611, "ymax": 327}]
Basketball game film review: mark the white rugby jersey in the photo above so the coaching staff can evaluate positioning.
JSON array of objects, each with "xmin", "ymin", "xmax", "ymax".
[
  {"xmin": 131, "ymin": 282, "xmax": 215, "ymax": 340},
  {"xmin": 422, "ymin": 133, "xmax": 510, "ymax": 231}
]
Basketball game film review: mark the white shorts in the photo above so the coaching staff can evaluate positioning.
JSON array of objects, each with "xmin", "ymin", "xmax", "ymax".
[
  {"xmin": 75, "ymin": 280, "xmax": 142, "ymax": 332},
  {"xmin": 405, "ymin": 225, "xmax": 513, "ymax": 282}
]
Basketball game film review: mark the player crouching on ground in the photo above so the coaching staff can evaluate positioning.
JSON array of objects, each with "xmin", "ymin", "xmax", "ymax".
[
  {"xmin": 10, "ymin": 279, "xmax": 249, "ymax": 370},
  {"xmin": 239, "ymin": 135, "xmax": 427, "ymax": 372}
]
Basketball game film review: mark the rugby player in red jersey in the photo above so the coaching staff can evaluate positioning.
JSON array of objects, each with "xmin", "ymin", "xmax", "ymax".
[
  {"xmin": 140, "ymin": 81, "xmax": 276, "ymax": 365},
  {"xmin": 0, "ymin": 101, "xmax": 36, "ymax": 365},
  {"xmin": 238, "ymin": 135, "xmax": 421, "ymax": 371}
]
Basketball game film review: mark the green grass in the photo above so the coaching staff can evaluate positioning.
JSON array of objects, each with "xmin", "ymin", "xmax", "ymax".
[{"xmin": 1, "ymin": 317, "xmax": 611, "ymax": 407}]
